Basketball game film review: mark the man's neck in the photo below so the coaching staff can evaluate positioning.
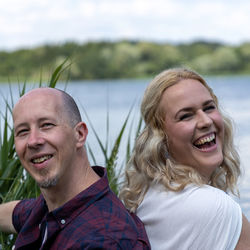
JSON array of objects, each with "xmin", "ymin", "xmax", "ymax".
[{"xmin": 41, "ymin": 165, "xmax": 100, "ymax": 212}]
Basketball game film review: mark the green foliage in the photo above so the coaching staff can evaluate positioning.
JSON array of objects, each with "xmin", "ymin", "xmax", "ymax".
[
  {"xmin": 82, "ymin": 102, "xmax": 141, "ymax": 195},
  {"xmin": 0, "ymin": 89, "xmax": 38, "ymax": 248},
  {"xmin": 178, "ymin": 40, "xmax": 222, "ymax": 60},
  {"xmin": 1, "ymin": 40, "xmax": 250, "ymax": 82},
  {"xmin": 236, "ymin": 42, "xmax": 250, "ymax": 72},
  {"xmin": 0, "ymin": 61, "xmax": 72, "ymax": 248},
  {"xmin": 0, "ymin": 60, "xmax": 141, "ymax": 248},
  {"xmin": 191, "ymin": 46, "xmax": 241, "ymax": 74}
]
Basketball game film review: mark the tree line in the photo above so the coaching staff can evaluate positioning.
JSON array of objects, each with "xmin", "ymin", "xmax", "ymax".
[{"xmin": 1, "ymin": 40, "xmax": 250, "ymax": 81}]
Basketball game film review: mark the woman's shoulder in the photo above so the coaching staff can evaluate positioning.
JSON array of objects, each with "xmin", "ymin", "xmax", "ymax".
[
  {"xmin": 137, "ymin": 183, "xmax": 241, "ymax": 222},
  {"xmin": 137, "ymin": 183, "xmax": 242, "ymax": 250},
  {"xmin": 142, "ymin": 182, "xmax": 238, "ymax": 203}
]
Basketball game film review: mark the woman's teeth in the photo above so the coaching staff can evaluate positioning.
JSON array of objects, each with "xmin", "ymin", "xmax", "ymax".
[{"xmin": 194, "ymin": 133, "xmax": 215, "ymax": 146}]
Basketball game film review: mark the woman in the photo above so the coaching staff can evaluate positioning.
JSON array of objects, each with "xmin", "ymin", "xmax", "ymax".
[{"xmin": 120, "ymin": 68, "xmax": 250, "ymax": 249}]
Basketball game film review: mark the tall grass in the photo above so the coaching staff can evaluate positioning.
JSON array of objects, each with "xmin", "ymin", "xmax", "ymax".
[
  {"xmin": 0, "ymin": 61, "xmax": 142, "ymax": 248},
  {"xmin": 0, "ymin": 60, "xmax": 72, "ymax": 248},
  {"xmin": 83, "ymin": 103, "xmax": 143, "ymax": 195}
]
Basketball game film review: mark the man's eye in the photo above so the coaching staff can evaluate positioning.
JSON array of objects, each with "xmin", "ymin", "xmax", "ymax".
[
  {"xmin": 41, "ymin": 123, "xmax": 54, "ymax": 128},
  {"xmin": 16, "ymin": 129, "xmax": 29, "ymax": 136}
]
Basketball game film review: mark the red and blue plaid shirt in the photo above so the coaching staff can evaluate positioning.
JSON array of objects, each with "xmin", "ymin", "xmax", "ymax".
[{"xmin": 12, "ymin": 166, "xmax": 150, "ymax": 249}]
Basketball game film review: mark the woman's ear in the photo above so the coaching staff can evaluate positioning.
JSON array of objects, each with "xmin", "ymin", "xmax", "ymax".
[{"xmin": 75, "ymin": 122, "xmax": 88, "ymax": 148}]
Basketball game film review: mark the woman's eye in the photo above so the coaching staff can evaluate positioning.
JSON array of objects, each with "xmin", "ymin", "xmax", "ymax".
[
  {"xmin": 204, "ymin": 105, "xmax": 215, "ymax": 112},
  {"xmin": 179, "ymin": 113, "xmax": 192, "ymax": 121}
]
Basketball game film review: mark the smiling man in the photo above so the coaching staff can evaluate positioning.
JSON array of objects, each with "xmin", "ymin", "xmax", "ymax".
[{"xmin": 0, "ymin": 88, "xmax": 150, "ymax": 249}]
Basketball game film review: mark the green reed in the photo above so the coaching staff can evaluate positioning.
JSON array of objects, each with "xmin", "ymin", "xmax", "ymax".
[
  {"xmin": 0, "ymin": 60, "xmax": 71, "ymax": 248},
  {"xmin": 0, "ymin": 60, "xmax": 142, "ymax": 248}
]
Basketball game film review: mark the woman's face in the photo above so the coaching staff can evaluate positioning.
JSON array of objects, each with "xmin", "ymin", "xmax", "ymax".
[{"xmin": 160, "ymin": 79, "xmax": 224, "ymax": 181}]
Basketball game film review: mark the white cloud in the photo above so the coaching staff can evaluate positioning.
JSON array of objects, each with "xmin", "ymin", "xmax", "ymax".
[{"xmin": 1, "ymin": 0, "xmax": 250, "ymax": 50}]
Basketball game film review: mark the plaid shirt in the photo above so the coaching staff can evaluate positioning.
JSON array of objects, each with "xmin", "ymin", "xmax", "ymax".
[{"xmin": 12, "ymin": 166, "xmax": 150, "ymax": 249}]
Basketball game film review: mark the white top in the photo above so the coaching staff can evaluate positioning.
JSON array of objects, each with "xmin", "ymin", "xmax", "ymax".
[{"xmin": 137, "ymin": 184, "xmax": 242, "ymax": 250}]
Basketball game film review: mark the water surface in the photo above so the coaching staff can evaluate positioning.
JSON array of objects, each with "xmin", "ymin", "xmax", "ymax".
[{"xmin": 1, "ymin": 76, "xmax": 249, "ymax": 219}]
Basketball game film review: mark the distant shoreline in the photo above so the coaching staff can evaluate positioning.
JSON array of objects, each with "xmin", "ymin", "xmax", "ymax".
[
  {"xmin": 1, "ymin": 72, "xmax": 250, "ymax": 85},
  {"xmin": 1, "ymin": 40, "xmax": 250, "ymax": 82}
]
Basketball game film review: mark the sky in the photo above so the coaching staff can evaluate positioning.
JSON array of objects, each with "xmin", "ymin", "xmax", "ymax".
[{"xmin": 1, "ymin": 0, "xmax": 250, "ymax": 51}]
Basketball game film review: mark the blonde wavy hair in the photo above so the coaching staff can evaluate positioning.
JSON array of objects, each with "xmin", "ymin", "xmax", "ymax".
[{"xmin": 120, "ymin": 68, "xmax": 241, "ymax": 212}]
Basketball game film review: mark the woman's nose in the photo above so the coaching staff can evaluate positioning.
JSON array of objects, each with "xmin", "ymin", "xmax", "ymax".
[{"xmin": 196, "ymin": 110, "xmax": 213, "ymax": 129}]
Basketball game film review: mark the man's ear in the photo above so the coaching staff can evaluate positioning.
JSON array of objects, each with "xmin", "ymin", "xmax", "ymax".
[{"xmin": 75, "ymin": 122, "xmax": 88, "ymax": 148}]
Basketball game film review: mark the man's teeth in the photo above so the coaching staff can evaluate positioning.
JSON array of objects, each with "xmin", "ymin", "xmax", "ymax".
[
  {"xmin": 195, "ymin": 134, "xmax": 215, "ymax": 146},
  {"xmin": 32, "ymin": 155, "xmax": 52, "ymax": 164}
]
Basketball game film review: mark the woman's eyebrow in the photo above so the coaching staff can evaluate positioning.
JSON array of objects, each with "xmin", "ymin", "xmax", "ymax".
[{"xmin": 175, "ymin": 99, "xmax": 215, "ymax": 119}]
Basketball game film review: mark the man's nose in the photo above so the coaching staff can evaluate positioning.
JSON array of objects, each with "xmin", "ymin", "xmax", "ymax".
[{"xmin": 27, "ymin": 129, "xmax": 45, "ymax": 148}]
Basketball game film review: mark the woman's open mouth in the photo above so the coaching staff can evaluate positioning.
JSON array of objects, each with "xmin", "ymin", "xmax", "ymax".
[{"xmin": 193, "ymin": 133, "xmax": 216, "ymax": 151}]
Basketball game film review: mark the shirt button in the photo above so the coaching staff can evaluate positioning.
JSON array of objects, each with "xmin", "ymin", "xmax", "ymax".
[{"xmin": 61, "ymin": 219, "xmax": 66, "ymax": 225}]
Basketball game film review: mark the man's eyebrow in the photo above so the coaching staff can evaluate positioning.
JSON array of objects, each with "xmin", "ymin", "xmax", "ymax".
[
  {"xmin": 14, "ymin": 117, "xmax": 56, "ymax": 130},
  {"xmin": 38, "ymin": 117, "xmax": 56, "ymax": 122},
  {"xmin": 14, "ymin": 122, "xmax": 29, "ymax": 134}
]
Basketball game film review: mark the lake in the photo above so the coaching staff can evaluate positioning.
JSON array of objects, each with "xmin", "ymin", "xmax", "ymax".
[{"xmin": 0, "ymin": 75, "xmax": 250, "ymax": 220}]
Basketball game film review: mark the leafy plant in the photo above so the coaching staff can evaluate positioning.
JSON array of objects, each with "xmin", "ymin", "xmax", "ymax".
[
  {"xmin": 0, "ymin": 60, "xmax": 71, "ymax": 249},
  {"xmin": 0, "ymin": 59, "xmax": 143, "ymax": 248},
  {"xmin": 83, "ymin": 103, "xmax": 142, "ymax": 195}
]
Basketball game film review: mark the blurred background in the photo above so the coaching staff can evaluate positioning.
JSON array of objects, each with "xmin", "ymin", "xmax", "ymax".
[{"xmin": 1, "ymin": 0, "xmax": 250, "ymax": 80}]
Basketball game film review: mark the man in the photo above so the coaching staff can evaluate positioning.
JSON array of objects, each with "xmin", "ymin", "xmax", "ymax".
[{"xmin": 0, "ymin": 88, "xmax": 150, "ymax": 249}]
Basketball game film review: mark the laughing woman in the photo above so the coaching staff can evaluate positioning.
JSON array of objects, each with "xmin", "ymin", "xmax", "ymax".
[{"xmin": 120, "ymin": 68, "xmax": 250, "ymax": 249}]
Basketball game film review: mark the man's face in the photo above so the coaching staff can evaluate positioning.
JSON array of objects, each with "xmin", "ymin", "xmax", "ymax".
[{"xmin": 13, "ymin": 89, "xmax": 78, "ymax": 189}]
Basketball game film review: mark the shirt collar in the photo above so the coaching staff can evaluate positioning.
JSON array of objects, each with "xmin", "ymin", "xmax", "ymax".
[{"xmin": 49, "ymin": 166, "xmax": 110, "ymax": 228}]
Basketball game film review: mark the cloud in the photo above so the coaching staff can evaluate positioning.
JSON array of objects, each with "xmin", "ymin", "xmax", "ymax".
[{"xmin": 1, "ymin": 0, "xmax": 250, "ymax": 50}]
